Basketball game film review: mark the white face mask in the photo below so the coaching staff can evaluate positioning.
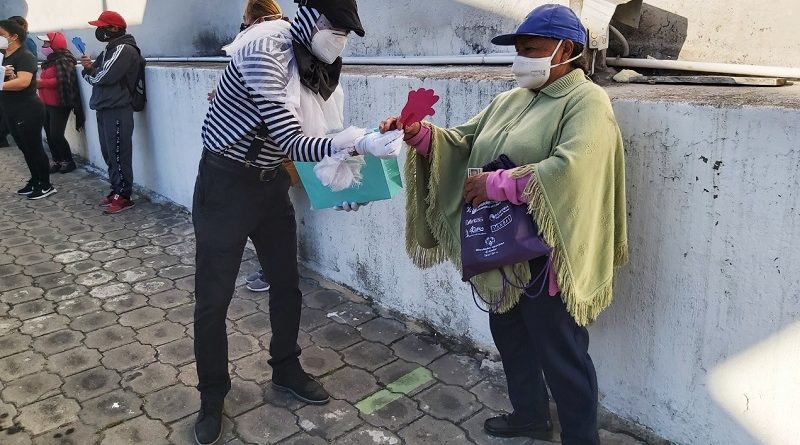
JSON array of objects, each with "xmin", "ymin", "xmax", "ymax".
[
  {"xmin": 0, "ymin": 36, "xmax": 9, "ymax": 50},
  {"xmin": 311, "ymin": 29, "xmax": 348, "ymax": 64},
  {"xmin": 512, "ymin": 40, "xmax": 581, "ymax": 90}
]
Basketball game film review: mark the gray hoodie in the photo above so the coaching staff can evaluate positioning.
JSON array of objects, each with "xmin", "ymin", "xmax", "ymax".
[{"xmin": 82, "ymin": 34, "xmax": 142, "ymax": 111}]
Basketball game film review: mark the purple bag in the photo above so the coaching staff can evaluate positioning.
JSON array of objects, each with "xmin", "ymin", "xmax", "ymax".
[{"xmin": 460, "ymin": 155, "xmax": 551, "ymax": 309}]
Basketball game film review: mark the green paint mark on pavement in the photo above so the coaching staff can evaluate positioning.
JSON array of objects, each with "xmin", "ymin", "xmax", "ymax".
[{"xmin": 355, "ymin": 367, "xmax": 434, "ymax": 415}]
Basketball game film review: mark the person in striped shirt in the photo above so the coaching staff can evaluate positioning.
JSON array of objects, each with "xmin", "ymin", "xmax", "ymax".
[{"xmin": 191, "ymin": 1, "xmax": 395, "ymax": 443}]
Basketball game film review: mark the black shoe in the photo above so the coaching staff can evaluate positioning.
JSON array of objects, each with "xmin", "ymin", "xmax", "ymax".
[
  {"xmin": 60, "ymin": 161, "xmax": 77, "ymax": 173},
  {"xmin": 17, "ymin": 180, "xmax": 35, "ymax": 195},
  {"xmin": 194, "ymin": 398, "xmax": 224, "ymax": 445},
  {"xmin": 0, "ymin": 138, "xmax": 9, "ymax": 148},
  {"xmin": 484, "ymin": 414, "xmax": 553, "ymax": 439},
  {"xmin": 49, "ymin": 162, "xmax": 61, "ymax": 174},
  {"xmin": 272, "ymin": 366, "xmax": 330, "ymax": 405},
  {"xmin": 28, "ymin": 184, "xmax": 57, "ymax": 200}
]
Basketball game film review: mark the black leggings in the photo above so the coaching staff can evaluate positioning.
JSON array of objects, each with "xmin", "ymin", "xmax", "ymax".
[
  {"xmin": 4, "ymin": 98, "xmax": 50, "ymax": 186},
  {"xmin": 44, "ymin": 106, "xmax": 74, "ymax": 163}
]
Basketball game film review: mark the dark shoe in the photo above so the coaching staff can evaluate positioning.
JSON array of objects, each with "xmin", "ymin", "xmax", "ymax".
[
  {"xmin": 0, "ymin": 138, "xmax": 9, "ymax": 148},
  {"xmin": 99, "ymin": 193, "xmax": 115, "ymax": 207},
  {"xmin": 104, "ymin": 195, "xmax": 136, "ymax": 214},
  {"xmin": 27, "ymin": 184, "xmax": 57, "ymax": 200},
  {"xmin": 272, "ymin": 367, "xmax": 330, "ymax": 405},
  {"xmin": 17, "ymin": 180, "xmax": 35, "ymax": 195},
  {"xmin": 60, "ymin": 161, "xmax": 77, "ymax": 173},
  {"xmin": 194, "ymin": 398, "xmax": 224, "ymax": 445},
  {"xmin": 49, "ymin": 162, "xmax": 61, "ymax": 174},
  {"xmin": 484, "ymin": 414, "xmax": 553, "ymax": 439}
]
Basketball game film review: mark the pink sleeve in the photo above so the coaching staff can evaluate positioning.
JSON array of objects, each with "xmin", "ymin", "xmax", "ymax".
[
  {"xmin": 405, "ymin": 125, "xmax": 432, "ymax": 157},
  {"xmin": 485, "ymin": 169, "xmax": 531, "ymax": 205},
  {"xmin": 548, "ymin": 260, "xmax": 559, "ymax": 296}
]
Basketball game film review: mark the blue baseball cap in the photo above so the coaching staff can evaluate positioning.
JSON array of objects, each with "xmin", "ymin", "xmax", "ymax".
[{"xmin": 491, "ymin": 4, "xmax": 587, "ymax": 47}]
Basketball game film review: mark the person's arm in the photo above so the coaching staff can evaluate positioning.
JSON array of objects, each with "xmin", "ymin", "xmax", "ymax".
[
  {"xmin": 83, "ymin": 45, "xmax": 136, "ymax": 86},
  {"xmin": 2, "ymin": 70, "xmax": 33, "ymax": 91}
]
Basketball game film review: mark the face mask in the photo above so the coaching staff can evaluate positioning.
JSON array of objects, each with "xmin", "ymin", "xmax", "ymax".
[
  {"xmin": 0, "ymin": 36, "xmax": 8, "ymax": 50},
  {"xmin": 512, "ymin": 40, "xmax": 582, "ymax": 90},
  {"xmin": 96, "ymin": 27, "xmax": 124, "ymax": 42},
  {"xmin": 311, "ymin": 29, "xmax": 348, "ymax": 64},
  {"xmin": 42, "ymin": 46, "xmax": 54, "ymax": 57}
]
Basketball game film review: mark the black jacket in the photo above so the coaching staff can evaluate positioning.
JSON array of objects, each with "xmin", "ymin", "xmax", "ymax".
[{"xmin": 82, "ymin": 34, "xmax": 142, "ymax": 111}]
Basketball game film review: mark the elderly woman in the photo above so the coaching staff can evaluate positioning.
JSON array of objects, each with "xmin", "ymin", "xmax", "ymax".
[{"xmin": 381, "ymin": 4, "xmax": 627, "ymax": 444}]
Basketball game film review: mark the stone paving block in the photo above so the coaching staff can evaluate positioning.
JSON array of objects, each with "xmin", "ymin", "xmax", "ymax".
[
  {"xmin": 63, "ymin": 259, "xmax": 102, "ymax": 275},
  {"xmin": 300, "ymin": 308, "xmax": 331, "ymax": 332},
  {"xmin": 391, "ymin": 334, "xmax": 447, "ymax": 366},
  {"xmin": 103, "ymin": 257, "xmax": 142, "ymax": 273},
  {"xmin": 360, "ymin": 394, "xmax": 423, "ymax": 430},
  {"xmin": 101, "ymin": 293, "xmax": 148, "ymax": 314},
  {"xmin": 101, "ymin": 342, "xmax": 157, "ymax": 372},
  {"xmin": 150, "ymin": 234, "xmax": 184, "ymax": 247},
  {"xmin": 0, "ymin": 274, "xmax": 33, "ymax": 292},
  {"xmin": 374, "ymin": 360, "xmax": 436, "ymax": 398},
  {"xmin": 122, "ymin": 362, "xmax": 178, "ymax": 395},
  {"xmin": 42, "ymin": 242, "xmax": 80, "ymax": 255},
  {"xmin": 311, "ymin": 323, "xmax": 361, "ymax": 351},
  {"xmin": 0, "ymin": 315, "xmax": 20, "ymax": 335},
  {"xmin": 47, "ymin": 347, "xmax": 102, "ymax": 378},
  {"xmin": 136, "ymin": 320, "xmax": 185, "ymax": 346},
  {"xmin": 52, "ymin": 251, "xmax": 90, "ymax": 264},
  {"xmin": 235, "ymin": 403, "xmax": 299, "ymax": 444},
  {"xmin": 141, "ymin": 254, "xmax": 180, "ymax": 270},
  {"xmin": 234, "ymin": 312, "xmax": 270, "ymax": 336},
  {"xmin": 43, "ymin": 284, "xmax": 85, "ymax": 302},
  {"xmin": 469, "ymin": 379, "xmax": 513, "ymax": 412},
  {"xmin": 118, "ymin": 306, "xmax": 166, "ymax": 329},
  {"xmin": 321, "ymin": 367, "xmax": 380, "ymax": 404},
  {"xmin": 227, "ymin": 298, "xmax": 258, "ymax": 321},
  {"xmin": 299, "ymin": 346, "xmax": 345, "ymax": 378},
  {"xmin": 115, "ymin": 236, "xmax": 150, "ymax": 250},
  {"xmin": 127, "ymin": 245, "xmax": 163, "ymax": 259},
  {"xmin": 1, "ymin": 371, "xmax": 62, "ymax": 405},
  {"xmin": 102, "ymin": 229, "xmax": 138, "ymax": 242},
  {"xmin": 168, "ymin": 413, "xmax": 236, "ymax": 445},
  {"xmin": 225, "ymin": 380, "xmax": 264, "ymax": 417},
  {"xmin": 78, "ymin": 239, "xmax": 116, "ymax": 253},
  {"xmin": 0, "ymin": 235, "xmax": 33, "ymax": 248},
  {"xmin": 428, "ymin": 354, "xmax": 484, "ymax": 388},
  {"xmin": 157, "ymin": 264, "xmax": 195, "ymax": 280},
  {"xmin": 100, "ymin": 415, "xmax": 170, "ymax": 445},
  {"xmin": 89, "ymin": 282, "xmax": 130, "ymax": 299},
  {"xmin": 0, "ymin": 334, "xmax": 36, "ymax": 363},
  {"xmin": 7, "ymin": 244, "xmax": 41, "ymax": 256},
  {"xmin": 79, "ymin": 389, "xmax": 142, "ymax": 429},
  {"xmin": 55, "ymin": 296, "xmax": 102, "ymax": 318},
  {"xmin": 398, "ymin": 415, "xmax": 468, "ymax": 445},
  {"xmin": 461, "ymin": 409, "xmax": 542, "ymax": 445},
  {"xmin": 32, "ymin": 330, "xmax": 84, "ymax": 355},
  {"xmin": 9, "ymin": 299, "xmax": 55, "ymax": 320},
  {"xmin": 416, "ymin": 383, "xmax": 482, "ymax": 423},
  {"xmin": 358, "ymin": 318, "xmax": 407, "ymax": 345},
  {"xmin": 337, "ymin": 426, "xmax": 402, "ymax": 445},
  {"xmin": 1, "ymin": 287, "xmax": 44, "ymax": 305},
  {"xmin": 304, "ymin": 289, "xmax": 346, "ymax": 310},
  {"xmin": 155, "ymin": 338, "xmax": 194, "ymax": 366},
  {"xmin": 90, "ymin": 248, "xmax": 127, "ymax": 263},
  {"xmin": 62, "ymin": 367, "xmax": 121, "ymax": 402},
  {"xmin": 16, "ymin": 253, "xmax": 52, "ymax": 266},
  {"xmin": 326, "ymin": 301, "xmax": 377, "ymax": 327},
  {"xmin": 34, "ymin": 421, "xmax": 102, "ymax": 445},
  {"xmin": 228, "ymin": 333, "xmax": 261, "ymax": 361},
  {"xmin": 16, "ymin": 395, "xmax": 80, "ymax": 435},
  {"xmin": 174, "ymin": 275, "xmax": 195, "ymax": 292},
  {"xmin": 233, "ymin": 353, "xmax": 271, "ymax": 384},
  {"xmin": 35, "ymin": 273, "xmax": 75, "ymax": 292},
  {"xmin": 20, "ymin": 314, "xmax": 70, "ymax": 337},
  {"xmin": 0, "ymin": 263, "xmax": 22, "ymax": 277},
  {"xmin": 117, "ymin": 267, "xmax": 157, "ymax": 284},
  {"xmin": 148, "ymin": 289, "xmax": 191, "ymax": 309},
  {"xmin": 0, "ymin": 400, "xmax": 18, "ymax": 430},
  {"xmin": 22, "ymin": 261, "xmax": 62, "ymax": 277},
  {"xmin": 143, "ymin": 385, "xmax": 199, "ymax": 423},
  {"xmin": 74, "ymin": 270, "xmax": 115, "ymax": 287},
  {"xmin": 69, "ymin": 312, "xmax": 118, "ymax": 333},
  {"xmin": 166, "ymin": 304, "xmax": 194, "ymax": 325},
  {"xmin": 599, "ymin": 429, "xmax": 646, "ymax": 445},
  {"xmin": 341, "ymin": 341, "xmax": 396, "ymax": 372},
  {"xmin": 177, "ymin": 363, "xmax": 198, "ymax": 388},
  {"xmin": 131, "ymin": 278, "xmax": 173, "ymax": 296},
  {"xmin": 296, "ymin": 399, "xmax": 361, "ymax": 441}
]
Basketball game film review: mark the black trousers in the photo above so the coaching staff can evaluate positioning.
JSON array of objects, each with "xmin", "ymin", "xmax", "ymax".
[
  {"xmin": 96, "ymin": 106, "xmax": 134, "ymax": 198},
  {"xmin": 490, "ymin": 259, "xmax": 600, "ymax": 445},
  {"xmin": 3, "ymin": 98, "xmax": 50, "ymax": 186},
  {"xmin": 44, "ymin": 106, "xmax": 74, "ymax": 163},
  {"xmin": 192, "ymin": 152, "xmax": 302, "ymax": 401}
]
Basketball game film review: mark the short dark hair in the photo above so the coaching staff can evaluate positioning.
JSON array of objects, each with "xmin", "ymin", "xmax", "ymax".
[
  {"xmin": 8, "ymin": 16, "xmax": 28, "ymax": 31},
  {"xmin": 569, "ymin": 41, "xmax": 589, "ymax": 74},
  {"xmin": 0, "ymin": 19, "xmax": 27, "ymax": 42}
]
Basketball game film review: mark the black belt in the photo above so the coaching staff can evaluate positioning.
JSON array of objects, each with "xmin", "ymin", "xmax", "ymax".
[{"xmin": 202, "ymin": 150, "xmax": 282, "ymax": 183}]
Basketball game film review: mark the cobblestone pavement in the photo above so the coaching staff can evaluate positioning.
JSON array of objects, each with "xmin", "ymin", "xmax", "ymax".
[{"xmin": 0, "ymin": 148, "xmax": 655, "ymax": 444}]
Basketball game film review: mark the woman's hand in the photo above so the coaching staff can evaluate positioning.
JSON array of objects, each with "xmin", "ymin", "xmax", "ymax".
[
  {"xmin": 464, "ymin": 172, "xmax": 491, "ymax": 207},
  {"xmin": 379, "ymin": 116, "xmax": 421, "ymax": 140}
]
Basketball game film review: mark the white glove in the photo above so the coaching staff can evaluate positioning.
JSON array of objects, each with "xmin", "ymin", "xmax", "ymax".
[
  {"xmin": 335, "ymin": 202, "xmax": 367, "ymax": 212},
  {"xmin": 331, "ymin": 126, "xmax": 367, "ymax": 153},
  {"xmin": 354, "ymin": 130, "xmax": 404, "ymax": 159}
]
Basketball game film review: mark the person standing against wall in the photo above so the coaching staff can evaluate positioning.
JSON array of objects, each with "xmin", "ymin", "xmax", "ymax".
[
  {"xmin": 37, "ymin": 32, "xmax": 84, "ymax": 174},
  {"xmin": 0, "ymin": 20, "xmax": 56, "ymax": 200},
  {"xmin": 80, "ymin": 11, "xmax": 143, "ymax": 214},
  {"xmin": 7, "ymin": 16, "xmax": 37, "ymax": 55}
]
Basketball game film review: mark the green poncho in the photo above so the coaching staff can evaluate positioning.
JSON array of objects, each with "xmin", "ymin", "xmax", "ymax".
[{"xmin": 405, "ymin": 69, "xmax": 628, "ymax": 326}]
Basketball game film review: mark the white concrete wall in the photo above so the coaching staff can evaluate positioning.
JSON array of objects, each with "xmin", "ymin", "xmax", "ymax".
[
  {"xmin": 4, "ymin": 0, "xmax": 798, "ymax": 66},
  {"xmin": 64, "ymin": 64, "xmax": 800, "ymax": 445}
]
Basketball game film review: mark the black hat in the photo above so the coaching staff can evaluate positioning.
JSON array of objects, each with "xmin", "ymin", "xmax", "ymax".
[{"xmin": 295, "ymin": 0, "xmax": 365, "ymax": 37}]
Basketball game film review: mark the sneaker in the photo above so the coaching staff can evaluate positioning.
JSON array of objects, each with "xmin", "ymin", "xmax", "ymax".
[
  {"xmin": 272, "ymin": 365, "xmax": 330, "ymax": 405},
  {"xmin": 104, "ymin": 195, "xmax": 136, "ymax": 214},
  {"xmin": 194, "ymin": 397, "xmax": 224, "ymax": 445},
  {"xmin": 246, "ymin": 277, "xmax": 270, "ymax": 292},
  {"xmin": 17, "ymin": 180, "xmax": 35, "ymax": 195},
  {"xmin": 245, "ymin": 270, "xmax": 264, "ymax": 284},
  {"xmin": 60, "ymin": 161, "xmax": 77, "ymax": 173},
  {"xmin": 27, "ymin": 184, "xmax": 57, "ymax": 200},
  {"xmin": 484, "ymin": 414, "xmax": 553, "ymax": 439},
  {"xmin": 48, "ymin": 162, "xmax": 61, "ymax": 174},
  {"xmin": 99, "ymin": 193, "xmax": 115, "ymax": 207}
]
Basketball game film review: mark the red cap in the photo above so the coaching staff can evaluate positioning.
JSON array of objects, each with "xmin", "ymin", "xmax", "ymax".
[{"xmin": 89, "ymin": 11, "xmax": 127, "ymax": 28}]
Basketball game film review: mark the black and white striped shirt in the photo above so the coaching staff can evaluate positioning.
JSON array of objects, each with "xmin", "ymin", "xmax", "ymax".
[{"xmin": 201, "ymin": 7, "xmax": 333, "ymax": 169}]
